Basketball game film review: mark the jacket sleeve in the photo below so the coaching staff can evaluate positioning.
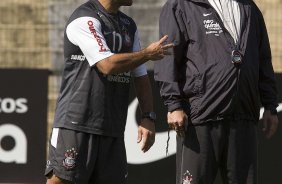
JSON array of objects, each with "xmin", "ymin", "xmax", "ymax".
[
  {"xmin": 258, "ymin": 11, "xmax": 278, "ymax": 111},
  {"xmin": 154, "ymin": 1, "xmax": 188, "ymax": 112}
]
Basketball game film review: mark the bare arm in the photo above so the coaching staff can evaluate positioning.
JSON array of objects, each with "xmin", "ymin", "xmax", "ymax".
[
  {"xmin": 96, "ymin": 35, "xmax": 173, "ymax": 75},
  {"xmin": 134, "ymin": 75, "xmax": 155, "ymax": 152},
  {"xmin": 66, "ymin": 17, "xmax": 173, "ymax": 75}
]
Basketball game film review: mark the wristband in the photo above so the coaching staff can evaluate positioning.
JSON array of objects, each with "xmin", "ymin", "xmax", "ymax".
[{"xmin": 141, "ymin": 112, "xmax": 156, "ymax": 122}]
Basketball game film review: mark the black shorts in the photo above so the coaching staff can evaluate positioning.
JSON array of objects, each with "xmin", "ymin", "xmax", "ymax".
[
  {"xmin": 45, "ymin": 128, "xmax": 128, "ymax": 184},
  {"xmin": 177, "ymin": 120, "xmax": 257, "ymax": 184}
]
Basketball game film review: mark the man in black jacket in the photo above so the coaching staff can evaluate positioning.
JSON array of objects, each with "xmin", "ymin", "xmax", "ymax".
[
  {"xmin": 154, "ymin": 0, "xmax": 279, "ymax": 183},
  {"xmin": 45, "ymin": 0, "xmax": 173, "ymax": 183}
]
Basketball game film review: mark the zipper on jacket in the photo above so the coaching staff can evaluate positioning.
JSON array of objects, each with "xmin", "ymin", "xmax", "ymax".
[{"xmin": 206, "ymin": 4, "xmax": 237, "ymax": 50}]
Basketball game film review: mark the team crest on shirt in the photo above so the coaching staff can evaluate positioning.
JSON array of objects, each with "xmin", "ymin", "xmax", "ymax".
[
  {"xmin": 122, "ymin": 26, "xmax": 132, "ymax": 47},
  {"xmin": 182, "ymin": 170, "xmax": 193, "ymax": 184},
  {"xmin": 120, "ymin": 17, "xmax": 131, "ymax": 25},
  {"xmin": 63, "ymin": 148, "xmax": 78, "ymax": 170}
]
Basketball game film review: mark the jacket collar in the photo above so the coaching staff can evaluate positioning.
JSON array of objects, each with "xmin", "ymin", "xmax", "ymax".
[{"xmin": 186, "ymin": 0, "xmax": 251, "ymax": 5}]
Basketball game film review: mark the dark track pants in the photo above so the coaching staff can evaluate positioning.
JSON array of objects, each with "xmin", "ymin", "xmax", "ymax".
[{"xmin": 176, "ymin": 120, "xmax": 257, "ymax": 184}]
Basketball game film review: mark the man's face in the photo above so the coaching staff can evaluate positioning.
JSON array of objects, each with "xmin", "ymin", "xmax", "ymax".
[{"xmin": 114, "ymin": 0, "xmax": 133, "ymax": 6}]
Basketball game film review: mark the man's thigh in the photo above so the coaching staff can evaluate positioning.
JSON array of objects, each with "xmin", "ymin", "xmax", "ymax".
[
  {"xmin": 46, "ymin": 174, "xmax": 72, "ymax": 184},
  {"xmin": 176, "ymin": 123, "xmax": 225, "ymax": 184},
  {"xmin": 45, "ymin": 128, "xmax": 127, "ymax": 184},
  {"xmin": 45, "ymin": 128, "xmax": 97, "ymax": 183},
  {"xmin": 221, "ymin": 120, "xmax": 258, "ymax": 184},
  {"xmin": 90, "ymin": 136, "xmax": 128, "ymax": 184}
]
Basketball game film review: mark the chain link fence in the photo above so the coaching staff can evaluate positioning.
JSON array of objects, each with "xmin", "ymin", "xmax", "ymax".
[{"xmin": 1, "ymin": 0, "xmax": 282, "ymax": 134}]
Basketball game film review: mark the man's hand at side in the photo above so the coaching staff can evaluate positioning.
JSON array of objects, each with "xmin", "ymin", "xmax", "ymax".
[
  {"xmin": 262, "ymin": 110, "xmax": 279, "ymax": 139},
  {"xmin": 167, "ymin": 109, "xmax": 187, "ymax": 137},
  {"xmin": 137, "ymin": 119, "xmax": 155, "ymax": 153}
]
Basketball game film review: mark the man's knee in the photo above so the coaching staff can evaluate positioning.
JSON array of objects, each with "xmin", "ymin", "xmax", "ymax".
[{"xmin": 46, "ymin": 173, "xmax": 72, "ymax": 184}]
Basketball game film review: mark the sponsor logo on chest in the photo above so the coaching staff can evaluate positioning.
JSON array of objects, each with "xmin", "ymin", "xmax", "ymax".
[
  {"xmin": 203, "ymin": 19, "xmax": 223, "ymax": 36},
  {"xmin": 106, "ymin": 72, "xmax": 131, "ymax": 84}
]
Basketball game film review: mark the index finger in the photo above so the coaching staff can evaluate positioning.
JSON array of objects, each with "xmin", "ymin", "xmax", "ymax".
[
  {"xmin": 158, "ymin": 35, "xmax": 169, "ymax": 44},
  {"xmin": 141, "ymin": 134, "xmax": 149, "ymax": 152},
  {"xmin": 162, "ymin": 43, "xmax": 174, "ymax": 49},
  {"xmin": 268, "ymin": 123, "xmax": 278, "ymax": 138}
]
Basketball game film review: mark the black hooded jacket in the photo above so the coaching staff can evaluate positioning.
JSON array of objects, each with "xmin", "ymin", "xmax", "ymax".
[{"xmin": 154, "ymin": 0, "xmax": 278, "ymax": 124}]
